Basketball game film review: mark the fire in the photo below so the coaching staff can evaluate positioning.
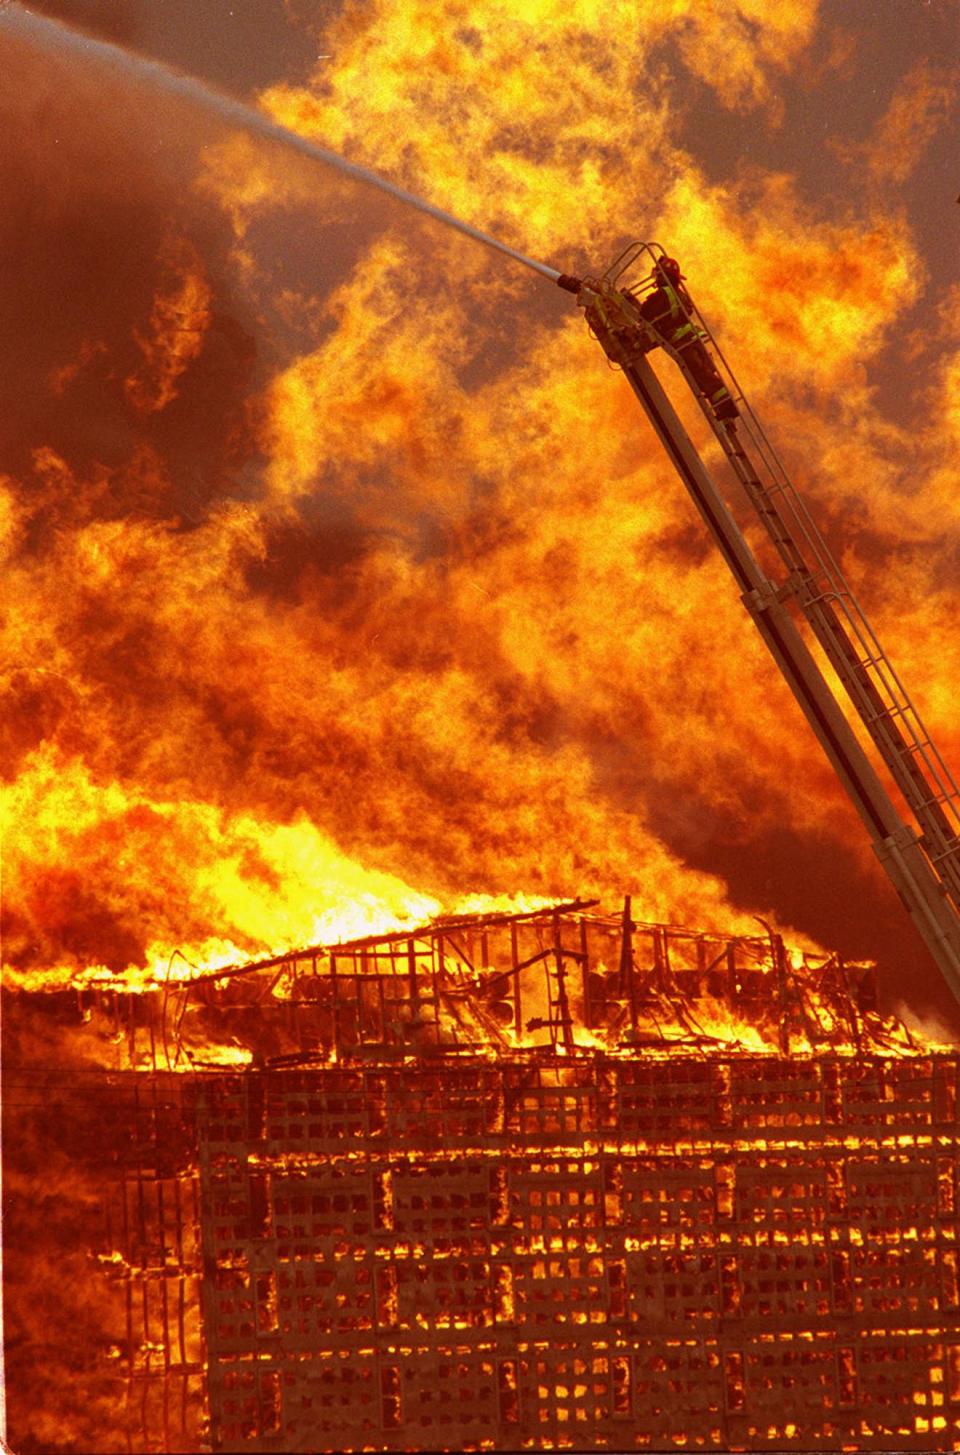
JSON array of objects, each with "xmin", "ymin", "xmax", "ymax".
[
  {"xmin": 6, "ymin": 11, "xmax": 960, "ymax": 1455},
  {"xmin": 2, "ymin": 743, "xmax": 446, "ymax": 990},
  {"xmin": 124, "ymin": 233, "xmax": 212, "ymax": 415},
  {"xmin": 2, "ymin": 0, "xmax": 958, "ymax": 1021}
]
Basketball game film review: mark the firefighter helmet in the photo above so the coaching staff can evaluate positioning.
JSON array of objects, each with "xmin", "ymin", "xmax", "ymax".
[{"xmin": 658, "ymin": 256, "xmax": 684, "ymax": 285}]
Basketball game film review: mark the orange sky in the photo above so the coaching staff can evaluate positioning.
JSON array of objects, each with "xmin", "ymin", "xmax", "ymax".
[{"xmin": 2, "ymin": 0, "xmax": 958, "ymax": 1016}]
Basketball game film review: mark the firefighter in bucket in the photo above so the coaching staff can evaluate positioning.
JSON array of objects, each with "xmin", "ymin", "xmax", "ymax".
[{"xmin": 640, "ymin": 257, "xmax": 739, "ymax": 422}]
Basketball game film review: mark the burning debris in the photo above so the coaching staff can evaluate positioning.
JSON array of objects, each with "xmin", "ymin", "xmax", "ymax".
[
  {"xmin": 103, "ymin": 898, "xmax": 917, "ymax": 1067},
  {"xmin": 6, "ymin": 898, "xmax": 915, "ymax": 1074},
  {"xmin": 6, "ymin": 900, "xmax": 959, "ymax": 1452}
]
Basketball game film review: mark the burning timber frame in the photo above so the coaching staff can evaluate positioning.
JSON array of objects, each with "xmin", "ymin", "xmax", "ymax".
[
  {"xmin": 98, "ymin": 1049, "xmax": 960, "ymax": 1452},
  {"xmin": 10, "ymin": 902, "xmax": 958, "ymax": 1452},
  {"xmin": 144, "ymin": 900, "xmax": 894, "ymax": 1072}
]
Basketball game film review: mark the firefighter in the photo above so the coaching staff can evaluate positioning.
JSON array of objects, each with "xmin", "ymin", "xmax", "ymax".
[{"xmin": 639, "ymin": 257, "xmax": 739, "ymax": 422}]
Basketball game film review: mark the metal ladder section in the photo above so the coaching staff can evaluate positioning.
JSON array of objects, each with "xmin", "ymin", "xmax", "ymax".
[{"xmin": 602, "ymin": 241, "xmax": 960, "ymax": 919}]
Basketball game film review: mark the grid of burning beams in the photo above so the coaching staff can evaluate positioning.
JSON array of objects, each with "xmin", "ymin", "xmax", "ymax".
[
  {"xmin": 98, "ymin": 1050, "xmax": 960, "ymax": 1453},
  {"xmin": 73, "ymin": 907, "xmax": 952, "ymax": 1452},
  {"xmin": 149, "ymin": 904, "xmax": 892, "ymax": 1072}
]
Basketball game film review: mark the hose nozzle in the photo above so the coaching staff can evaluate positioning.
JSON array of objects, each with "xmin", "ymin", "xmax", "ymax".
[{"xmin": 556, "ymin": 274, "xmax": 583, "ymax": 294}]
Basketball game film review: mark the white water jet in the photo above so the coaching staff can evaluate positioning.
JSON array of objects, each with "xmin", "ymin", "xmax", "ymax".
[{"xmin": 3, "ymin": 3, "xmax": 562, "ymax": 283}]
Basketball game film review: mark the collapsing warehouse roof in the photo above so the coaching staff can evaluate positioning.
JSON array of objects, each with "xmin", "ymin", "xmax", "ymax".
[
  {"xmin": 134, "ymin": 898, "xmax": 915, "ymax": 1073},
  {"xmin": 6, "ymin": 899, "xmax": 960, "ymax": 1453}
]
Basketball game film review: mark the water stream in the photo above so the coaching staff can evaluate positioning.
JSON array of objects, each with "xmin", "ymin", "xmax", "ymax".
[{"xmin": 4, "ymin": 3, "xmax": 562, "ymax": 283}]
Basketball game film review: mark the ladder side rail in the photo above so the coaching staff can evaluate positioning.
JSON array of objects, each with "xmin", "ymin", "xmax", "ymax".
[
  {"xmin": 717, "ymin": 400, "xmax": 960, "ymax": 828},
  {"xmin": 582, "ymin": 297, "xmax": 960, "ymax": 1005},
  {"xmin": 805, "ymin": 583, "xmax": 960, "ymax": 815},
  {"xmin": 683, "ymin": 298, "xmax": 878, "ymax": 593},
  {"xmin": 714, "ymin": 408, "xmax": 960, "ymax": 811},
  {"xmin": 699, "ymin": 429, "xmax": 960, "ymax": 905},
  {"xmin": 607, "ymin": 278, "xmax": 960, "ymax": 855},
  {"xmin": 792, "ymin": 583, "xmax": 960, "ymax": 837},
  {"xmin": 662, "ymin": 298, "xmax": 873, "ymax": 627},
  {"xmin": 797, "ymin": 590, "xmax": 960, "ymax": 893},
  {"xmin": 667, "ymin": 345, "xmax": 960, "ymax": 886},
  {"xmin": 660, "ymin": 313, "xmax": 960, "ymax": 843},
  {"xmin": 795, "ymin": 597, "xmax": 960, "ymax": 901},
  {"xmin": 679, "ymin": 298, "xmax": 954, "ymax": 783},
  {"xmin": 725, "ymin": 415, "xmax": 933, "ymax": 735}
]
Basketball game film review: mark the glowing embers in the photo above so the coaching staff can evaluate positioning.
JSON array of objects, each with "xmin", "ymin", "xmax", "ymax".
[
  {"xmin": 96, "ymin": 1076, "xmax": 207, "ymax": 1453},
  {"xmin": 14, "ymin": 943, "xmax": 960, "ymax": 1450},
  {"xmin": 155, "ymin": 901, "xmax": 926, "ymax": 1072},
  {"xmin": 192, "ymin": 1057, "xmax": 960, "ymax": 1450}
]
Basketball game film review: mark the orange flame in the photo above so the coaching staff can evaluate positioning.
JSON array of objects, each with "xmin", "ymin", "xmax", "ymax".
[
  {"xmin": 3, "ymin": 0, "xmax": 958, "ymax": 1027},
  {"xmin": 124, "ymin": 233, "xmax": 212, "ymax": 414}
]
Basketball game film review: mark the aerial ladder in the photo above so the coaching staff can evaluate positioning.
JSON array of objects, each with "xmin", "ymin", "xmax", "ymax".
[{"xmin": 556, "ymin": 243, "xmax": 960, "ymax": 1007}]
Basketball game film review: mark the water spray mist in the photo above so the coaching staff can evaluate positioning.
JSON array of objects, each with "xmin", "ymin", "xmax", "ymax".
[{"xmin": 3, "ymin": 4, "xmax": 563, "ymax": 284}]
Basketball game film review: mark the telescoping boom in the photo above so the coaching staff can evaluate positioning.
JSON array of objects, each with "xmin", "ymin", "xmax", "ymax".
[{"xmin": 557, "ymin": 242, "xmax": 960, "ymax": 1007}]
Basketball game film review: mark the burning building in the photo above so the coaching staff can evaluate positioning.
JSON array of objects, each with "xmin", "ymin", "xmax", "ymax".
[
  {"xmin": 7, "ymin": 899, "xmax": 960, "ymax": 1453},
  {"xmin": 5, "ymin": 7, "xmax": 960, "ymax": 1455}
]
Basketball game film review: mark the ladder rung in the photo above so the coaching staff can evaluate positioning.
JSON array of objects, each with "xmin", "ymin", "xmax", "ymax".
[
  {"xmin": 863, "ymin": 706, "xmax": 906, "ymax": 725},
  {"xmin": 915, "ymin": 794, "xmax": 951, "ymax": 810},
  {"xmin": 893, "ymin": 737, "xmax": 933, "ymax": 757}
]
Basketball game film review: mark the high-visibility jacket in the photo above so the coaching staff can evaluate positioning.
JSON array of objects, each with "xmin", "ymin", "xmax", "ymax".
[
  {"xmin": 639, "ymin": 284, "xmax": 734, "ymax": 413},
  {"xmin": 639, "ymin": 283, "xmax": 703, "ymax": 346}
]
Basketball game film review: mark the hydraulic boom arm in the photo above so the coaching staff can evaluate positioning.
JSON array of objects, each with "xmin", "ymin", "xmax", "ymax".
[{"xmin": 558, "ymin": 243, "xmax": 960, "ymax": 1006}]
